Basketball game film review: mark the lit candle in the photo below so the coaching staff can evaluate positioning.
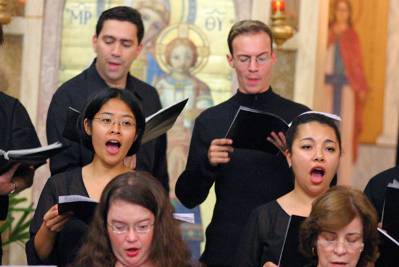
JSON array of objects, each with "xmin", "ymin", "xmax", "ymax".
[{"xmin": 272, "ymin": 0, "xmax": 285, "ymax": 14}]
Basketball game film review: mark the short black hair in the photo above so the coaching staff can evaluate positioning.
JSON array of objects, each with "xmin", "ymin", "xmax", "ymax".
[
  {"xmin": 286, "ymin": 112, "xmax": 342, "ymax": 153},
  {"xmin": 96, "ymin": 6, "xmax": 144, "ymax": 44},
  {"xmin": 79, "ymin": 87, "xmax": 145, "ymax": 156}
]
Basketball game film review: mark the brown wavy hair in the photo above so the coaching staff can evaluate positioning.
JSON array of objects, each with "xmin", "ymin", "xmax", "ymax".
[
  {"xmin": 72, "ymin": 171, "xmax": 191, "ymax": 267},
  {"xmin": 300, "ymin": 186, "xmax": 379, "ymax": 267}
]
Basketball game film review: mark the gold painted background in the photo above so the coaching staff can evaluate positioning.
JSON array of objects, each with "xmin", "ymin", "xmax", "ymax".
[{"xmin": 354, "ymin": 0, "xmax": 388, "ymax": 143}]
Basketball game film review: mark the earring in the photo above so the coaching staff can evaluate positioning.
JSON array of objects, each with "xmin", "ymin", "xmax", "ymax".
[{"xmin": 312, "ymin": 247, "xmax": 316, "ymax": 255}]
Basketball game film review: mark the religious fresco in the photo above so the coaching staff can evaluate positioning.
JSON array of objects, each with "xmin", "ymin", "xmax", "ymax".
[
  {"xmin": 60, "ymin": 0, "xmax": 237, "ymax": 259},
  {"xmin": 155, "ymin": 24, "xmax": 213, "ymax": 185},
  {"xmin": 0, "ymin": 35, "xmax": 22, "ymax": 98},
  {"xmin": 318, "ymin": 0, "xmax": 388, "ymax": 185}
]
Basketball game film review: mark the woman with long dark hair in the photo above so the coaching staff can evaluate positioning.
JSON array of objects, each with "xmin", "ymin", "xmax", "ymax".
[{"xmin": 73, "ymin": 171, "xmax": 191, "ymax": 267}]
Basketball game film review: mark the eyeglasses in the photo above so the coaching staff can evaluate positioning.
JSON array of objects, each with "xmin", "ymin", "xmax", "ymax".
[
  {"xmin": 317, "ymin": 235, "xmax": 364, "ymax": 252},
  {"xmin": 234, "ymin": 54, "xmax": 272, "ymax": 67},
  {"xmin": 108, "ymin": 221, "xmax": 154, "ymax": 235},
  {"xmin": 93, "ymin": 116, "xmax": 136, "ymax": 129}
]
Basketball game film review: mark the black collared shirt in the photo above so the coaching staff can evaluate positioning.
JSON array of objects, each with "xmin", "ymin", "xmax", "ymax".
[{"xmin": 46, "ymin": 60, "xmax": 169, "ymax": 191}]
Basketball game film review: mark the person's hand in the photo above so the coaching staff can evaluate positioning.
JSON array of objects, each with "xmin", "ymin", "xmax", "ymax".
[
  {"xmin": 267, "ymin": 131, "xmax": 287, "ymax": 153},
  {"xmin": 207, "ymin": 138, "xmax": 234, "ymax": 167},
  {"xmin": 263, "ymin": 261, "xmax": 278, "ymax": 267},
  {"xmin": 0, "ymin": 164, "xmax": 20, "ymax": 195},
  {"xmin": 42, "ymin": 204, "xmax": 72, "ymax": 233}
]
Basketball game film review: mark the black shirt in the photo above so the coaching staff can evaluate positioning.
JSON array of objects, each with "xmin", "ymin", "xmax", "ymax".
[
  {"xmin": 364, "ymin": 166, "xmax": 399, "ymax": 220},
  {"xmin": 25, "ymin": 168, "xmax": 88, "ymax": 267},
  {"xmin": 46, "ymin": 60, "xmax": 169, "ymax": 191},
  {"xmin": 234, "ymin": 201, "xmax": 289, "ymax": 267},
  {"xmin": 175, "ymin": 88, "xmax": 309, "ymax": 266},
  {"xmin": 0, "ymin": 91, "xmax": 41, "ymax": 261}
]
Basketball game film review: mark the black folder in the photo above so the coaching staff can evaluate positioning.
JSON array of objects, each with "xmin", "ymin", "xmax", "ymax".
[
  {"xmin": 142, "ymin": 98, "xmax": 188, "ymax": 143},
  {"xmin": 277, "ymin": 215, "xmax": 308, "ymax": 267},
  {"xmin": 225, "ymin": 106, "xmax": 289, "ymax": 154},
  {"xmin": 0, "ymin": 142, "xmax": 65, "ymax": 174},
  {"xmin": 58, "ymin": 195, "xmax": 98, "ymax": 224},
  {"xmin": 375, "ymin": 228, "xmax": 399, "ymax": 267}
]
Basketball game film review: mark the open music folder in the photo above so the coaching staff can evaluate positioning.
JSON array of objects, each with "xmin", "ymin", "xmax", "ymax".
[{"xmin": 225, "ymin": 106, "xmax": 289, "ymax": 154}]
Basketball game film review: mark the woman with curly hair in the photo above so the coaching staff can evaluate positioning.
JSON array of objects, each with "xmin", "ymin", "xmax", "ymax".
[
  {"xmin": 72, "ymin": 171, "xmax": 191, "ymax": 267},
  {"xmin": 300, "ymin": 186, "xmax": 379, "ymax": 267}
]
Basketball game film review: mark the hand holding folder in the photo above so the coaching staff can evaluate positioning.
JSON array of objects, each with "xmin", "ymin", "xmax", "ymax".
[{"xmin": 225, "ymin": 106, "xmax": 289, "ymax": 154}]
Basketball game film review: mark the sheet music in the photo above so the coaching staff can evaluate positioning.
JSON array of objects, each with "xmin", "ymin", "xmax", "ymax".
[{"xmin": 173, "ymin": 213, "xmax": 195, "ymax": 224}]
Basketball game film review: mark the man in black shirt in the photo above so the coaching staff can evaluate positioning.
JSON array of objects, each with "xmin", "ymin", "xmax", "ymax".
[
  {"xmin": 0, "ymin": 24, "xmax": 42, "ymax": 264},
  {"xmin": 175, "ymin": 20, "xmax": 309, "ymax": 266},
  {"xmin": 46, "ymin": 6, "xmax": 168, "ymax": 191}
]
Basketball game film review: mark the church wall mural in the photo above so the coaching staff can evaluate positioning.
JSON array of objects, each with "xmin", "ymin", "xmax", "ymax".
[{"xmin": 316, "ymin": 0, "xmax": 388, "ymax": 185}]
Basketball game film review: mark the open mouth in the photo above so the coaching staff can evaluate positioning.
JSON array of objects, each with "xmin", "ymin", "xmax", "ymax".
[
  {"xmin": 310, "ymin": 167, "xmax": 325, "ymax": 184},
  {"xmin": 126, "ymin": 247, "xmax": 139, "ymax": 257},
  {"xmin": 106, "ymin": 140, "xmax": 121, "ymax": 154}
]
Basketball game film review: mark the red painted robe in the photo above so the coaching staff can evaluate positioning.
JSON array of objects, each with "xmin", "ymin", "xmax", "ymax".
[{"xmin": 328, "ymin": 27, "xmax": 369, "ymax": 161}]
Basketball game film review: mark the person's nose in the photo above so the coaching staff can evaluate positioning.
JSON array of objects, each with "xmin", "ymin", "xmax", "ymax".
[
  {"xmin": 125, "ymin": 227, "xmax": 138, "ymax": 242},
  {"xmin": 109, "ymin": 121, "xmax": 121, "ymax": 134},
  {"xmin": 333, "ymin": 241, "xmax": 348, "ymax": 256},
  {"xmin": 313, "ymin": 147, "xmax": 325, "ymax": 162},
  {"xmin": 111, "ymin": 43, "xmax": 122, "ymax": 57},
  {"xmin": 248, "ymin": 57, "xmax": 259, "ymax": 72}
]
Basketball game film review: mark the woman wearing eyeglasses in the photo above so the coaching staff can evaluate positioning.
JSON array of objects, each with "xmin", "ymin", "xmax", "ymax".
[
  {"xmin": 234, "ymin": 112, "xmax": 342, "ymax": 267},
  {"xmin": 300, "ymin": 186, "xmax": 378, "ymax": 267},
  {"xmin": 73, "ymin": 171, "xmax": 191, "ymax": 267},
  {"xmin": 26, "ymin": 88, "xmax": 145, "ymax": 267}
]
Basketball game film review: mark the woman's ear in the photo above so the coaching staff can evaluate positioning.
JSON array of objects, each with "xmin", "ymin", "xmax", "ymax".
[
  {"xmin": 285, "ymin": 149, "xmax": 292, "ymax": 168},
  {"xmin": 84, "ymin": 118, "xmax": 92, "ymax": 136}
]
